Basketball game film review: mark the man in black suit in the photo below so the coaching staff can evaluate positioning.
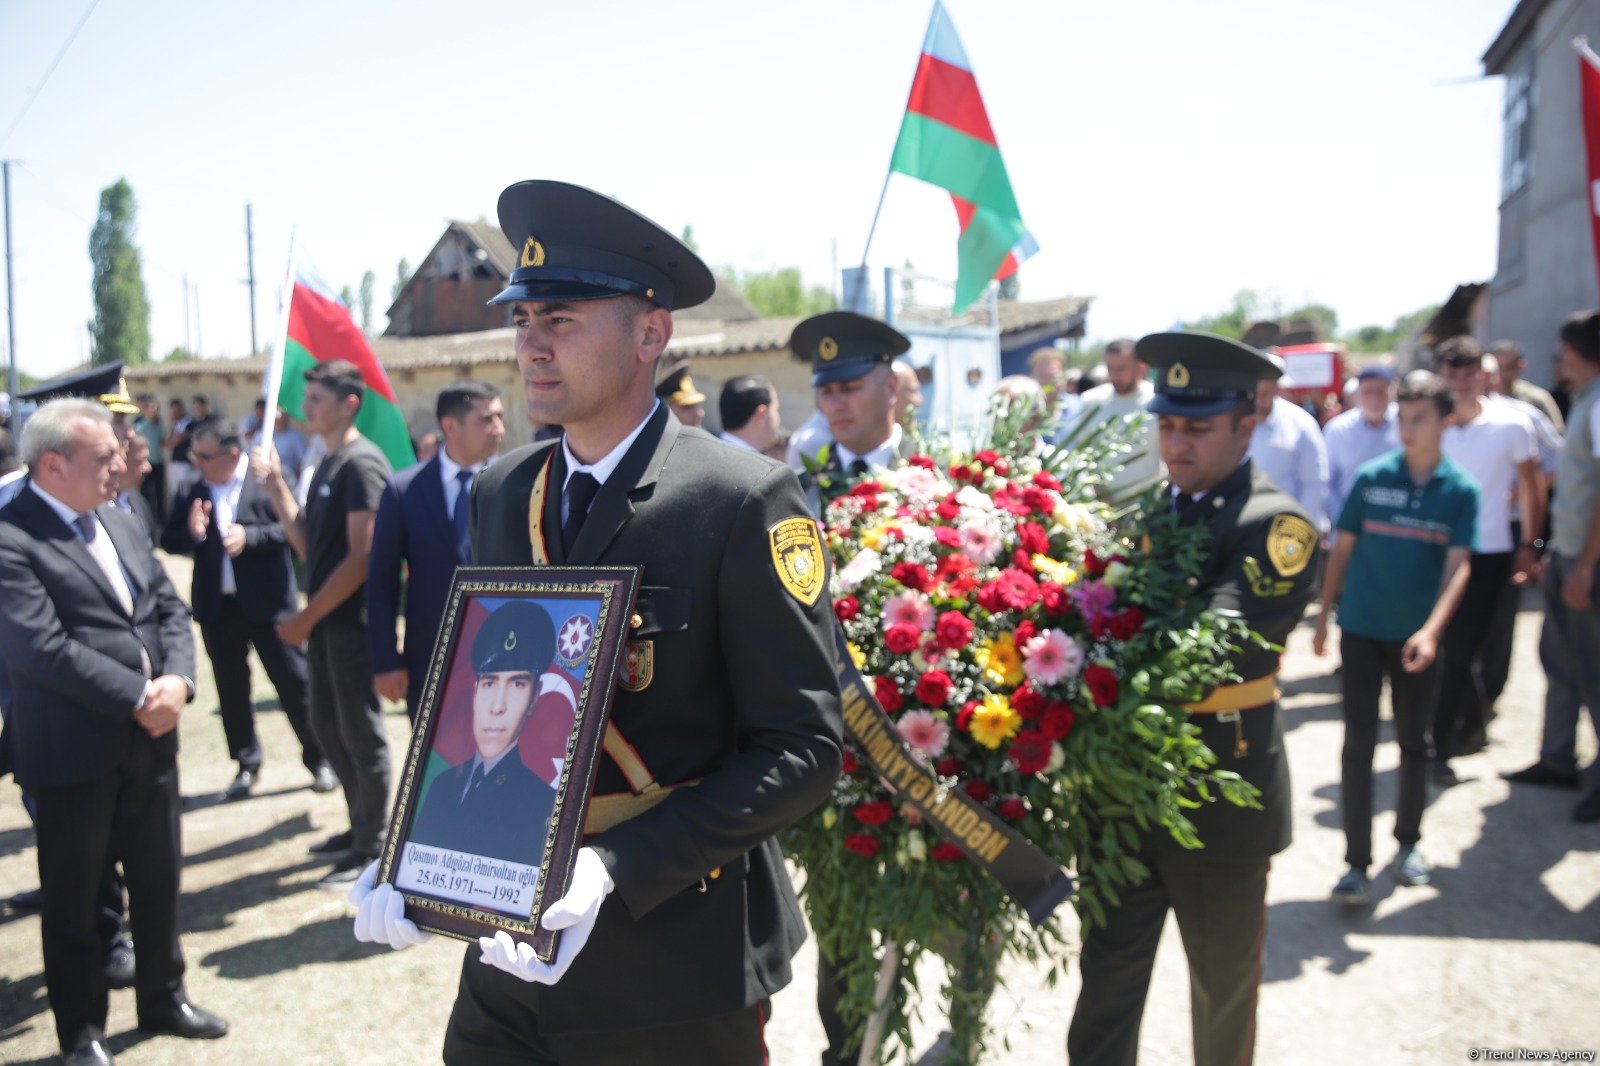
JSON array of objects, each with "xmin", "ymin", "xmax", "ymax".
[
  {"xmin": 0, "ymin": 399, "xmax": 227, "ymax": 1065},
  {"xmin": 161, "ymin": 419, "xmax": 334, "ymax": 800},
  {"xmin": 351, "ymin": 181, "xmax": 843, "ymax": 1065},
  {"xmin": 408, "ymin": 601, "xmax": 556, "ymax": 867},
  {"xmin": 113, "ymin": 429, "xmax": 160, "ymax": 544},
  {"xmin": 369, "ymin": 380, "xmax": 506, "ymax": 720}
]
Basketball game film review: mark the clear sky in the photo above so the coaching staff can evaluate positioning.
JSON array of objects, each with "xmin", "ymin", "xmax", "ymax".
[{"xmin": 0, "ymin": 0, "xmax": 1515, "ymax": 382}]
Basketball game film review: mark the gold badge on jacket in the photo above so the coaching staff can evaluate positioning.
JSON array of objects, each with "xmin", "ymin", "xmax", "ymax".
[
  {"xmin": 620, "ymin": 641, "xmax": 654, "ymax": 692},
  {"xmin": 769, "ymin": 517, "xmax": 824, "ymax": 606},
  {"xmin": 1267, "ymin": 514, "xmax": 1316, "ymax": 577}
]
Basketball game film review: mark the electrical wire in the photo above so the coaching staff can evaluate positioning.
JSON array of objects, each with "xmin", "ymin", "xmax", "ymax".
[{"xmin": 0, "ymin": 0, "xmax": 107, "ymax": 149}]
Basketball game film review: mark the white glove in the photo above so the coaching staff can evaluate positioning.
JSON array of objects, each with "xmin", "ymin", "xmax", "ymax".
[
  {"xmin": 350, "ymin": 861, "xmax": 432, "ymax": 949},
  {"xmin": 478, "ymin": 847, "xmax": 614, "ymax": 985}
]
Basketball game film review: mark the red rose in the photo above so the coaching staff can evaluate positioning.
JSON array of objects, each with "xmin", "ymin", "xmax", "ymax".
[
  {"xmin": 933, "ymin": 526, "xmax": 962, "ymax": 547},
  {"xmin": 936, "ymin": 495, "xmax": 963, "ymax": 521},
  {"xmin": 1040, "ymin": 701, "xmax": 1076, "ymax": 740},
  {"xmin": 1032, "ymin": 471, "xmax": 1062, "ymax": 492},
  {"xmin": 1040, "ymin": 582, "xmax": 1070, "ymax": 616},
  {"xmin": 1013, "ymin": 619, "xmax": 1038, "ymax": 650},
  {"xmin": 1017, "ymin": 521, "xmax": 1050, "ymax": 557},
  {"xmin": 964, "ymin": 780, "xmax": 992, "ymax": 802},
  {"xmin": 931, "ymin": 842, "xmax": 965, "ymax": 862},
  {"xmin": 1011, "ymin": 682, "xmax": 1046, "ymax": 720},
  {"xmin": 1012, "ymin": 548, "xmax": 1034, "ymax": 572},
  {"xmin": 853, "ymin": 801, "xmax": 894, "ymax": 826},
  {"xmin": 936, "ymin": 757, "xmax": 963, "ymax": 777},
  {"xmin": 935, "ymin": 611, "xmax": 974, "ymax": 651},
  {"xmin": 1108, "ymin": 606, "xmax": 1147, "ymax": 641},
  {"xmin": 891, "ymin": 561, "xmax": 933, "ymax": 592},
  {"xmin": 915, "ymin": 669, "xmax": 954, "ymax": 707},
  {"xmin": 841, "ymin": 751, "xmax": 860, "ymax": 774},
  {"xmin": 1083, "ymin": 549, "xmax": 1107, "ymax": 577},
  {"xmin": 1009, "ymin": 729, "xmax": 1052, "ymax": 774},
  {"xmin": 993, "ymin": 486, "xmax": 1031, "ymax": 517},
  {"xmin": 955, "ymin": 700, "xmax": 978, "ymax": 732},
  {"xmin": 1083, "ymin": 665, "xmax": 1119, "ymax": 707},
  {"xmin": 848, "ymin": 480, "xmax": 883, "ymax": 498},
  {"xmin": 949, "ymin": 463, "xmax": 972, "ymax": 483},
  {"xmin": 875, "ymin": 675, "xmax": 904, "ymax": 712},
  {"xmin": 834, "ymin": 595, "xmax": 860, "ymax": 622},
  {"xmin": 1022, "ymin": 486, "xmax": 1053, "ymax": 514},
  {"xmin": 974, "ymin": 449, "xmax": 1001, "ymax": 468},
  {"xmin": 885, "ymin": 623, "xmax": 921, "ymax": 655},
  {"xmin": 908, "ymin": 454, "xmax": 936, "ymax": 470},
  {"xmin": 844, "ymin": 834, "xmax": 880, "ymax": 857},
  {"xmin": 997, "ymin": 797, "xmax": 1028, "ymax": 821}
]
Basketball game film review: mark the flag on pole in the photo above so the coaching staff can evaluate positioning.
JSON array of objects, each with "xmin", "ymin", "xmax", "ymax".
[
  {"xmin": 273, "ymin": 266, "xmax": 415, "ymax": 470},
  {"xmin": 1576, "ymin": 37, "xmax": 1600, "ymax": 296},
  {"xmin": 889, "ymin": 0, "xmax": 1038, "ymax": 313}
]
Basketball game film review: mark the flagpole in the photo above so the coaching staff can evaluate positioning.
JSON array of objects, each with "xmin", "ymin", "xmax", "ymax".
[
  {"xmin": 1577, "ymin": 35, "xmax": 1600, "ymax": 68},
  {"xmin": 849, "ymin": 171, "xmax": 894, "ymax": 312},
  {"xmin": 257, "ymin": 227, "xmax": 297, "ymax": 466}
]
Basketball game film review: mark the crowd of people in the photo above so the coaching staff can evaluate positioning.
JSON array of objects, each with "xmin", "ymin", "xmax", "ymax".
[{"xmin": 0, "ymin": 176, "xmax": 1596, "ymax": 1065}]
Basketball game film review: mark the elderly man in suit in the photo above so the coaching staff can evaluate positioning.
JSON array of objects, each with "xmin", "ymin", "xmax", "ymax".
[
  {"xmin": 0, "ymin": 399, "xmax": 227, "ymax": 1066},
  {"xmin": 369, "ymin": 379, "xmax": 506, "ymax": 720},
  {"xmin": 161, "ymin": 419, "xmax": 334, "ymax": 800}
]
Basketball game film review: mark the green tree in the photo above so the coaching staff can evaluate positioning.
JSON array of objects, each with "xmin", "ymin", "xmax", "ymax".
[
  {"xmin": 392, "ymin": 258, "xmax": 412, "ymax": 302},
  {"xmin": 162, "ymin": 346, "xmax": 196, "ymax": 363},
  {"xmin": 680, "ymin": 225, "xmax": 699, "ymax": 253},
  {"xmin": 724, "ymin": 266, "xmax": 834, "ymax": 317},
  {"xmin": 339, "ymin": 284, "xmax": 356, "ymax": 311},
  {"xmin": 1344, "ymin": 304, "xmax": 1439, "ymax": 354},
  {"xmin": 359, "ymin": 270, "xmax": 376, "ymax": 335},
  {"xmin": 88, "ymin": 178, "xmax": 152, "ymax": 366},
  {"xmin": 1182, "ymin": 289, "xmax": 1269, "ymax": 340},
  {"xmin": 1284, "ymin": 302, "xmax": 1338, "ymax": 340}
]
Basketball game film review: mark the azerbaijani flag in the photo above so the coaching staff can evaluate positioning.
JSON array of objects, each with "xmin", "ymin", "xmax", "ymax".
[
  {"xmin": 1577, "ymin": 37, "xmax": 1600, "ymax": 296},
  {"xmin": 273, "ymin": 266, "xmax": 415, "ymax": 470},
  {"xmin": 890, "ymin": 0, "xmax": 1038, "ymax": 313}
]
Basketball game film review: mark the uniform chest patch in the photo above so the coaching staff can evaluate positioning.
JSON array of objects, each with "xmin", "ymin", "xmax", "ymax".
[
  {"xmin": 1267, "ymin": 514, "xmax": 1316, "ymax": 577},
  {"xmin": 770, "ymin": 517, "xmax": 825, "ymax": 606}
]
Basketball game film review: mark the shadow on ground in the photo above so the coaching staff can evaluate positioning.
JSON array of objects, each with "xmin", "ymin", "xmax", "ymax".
[{"xmin": 200, "ymin": 915, "xmax": 390, "ymax": 980}]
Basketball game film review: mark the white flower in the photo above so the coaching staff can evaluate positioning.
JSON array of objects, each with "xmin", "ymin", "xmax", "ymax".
[
  {"xmin": 1046, "ymin": 742, "xmax": 1066, "ymax": 773},
  {"xmin": 956, "ymin": 485, "xmax": 994, "ymax": 512},
  {"xmin": 905, "ymin": 830, "xmax": 928, "ymax": 862},
  {"xmin": 836, "ymin": 548, "xmax": 883, "ymax": 592}
]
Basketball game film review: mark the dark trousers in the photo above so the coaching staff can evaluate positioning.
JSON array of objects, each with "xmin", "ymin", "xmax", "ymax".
[
  {"xmin": 1069, "ymin": 850, "xmax": 1270, "ymax": 1066},
  {"xmin": 33, "ymin": 735, "xmax": 186, "ymax": 1053},
  {"xmin": 1338, "ymin": 632, "xmax": 1438, "ymax": 869},
  {"xmin": 201, "ymin": 597, "xmax": 324, "ymax": 773},
  {"xmin": 307, "ymin": 618, "xmax": 390, "ymax": 857},
  {"xmin": 1432, "ymin": 550, "xmax": 1512, "ymax": 761},
  {"xmin": 444, "ymin": 946, "xmax": 769, "ymax": 1065},
  {"xmin": 1480, "ymin": 522, "xmax": 1522, "ymax": 707},
  {"xmin": 1537, "ymin": 555, "xmax": 1600, "ymax": 787},
  {"xmin": 140, "ymin": 464, "xmax": 167, "ymax": 524}
]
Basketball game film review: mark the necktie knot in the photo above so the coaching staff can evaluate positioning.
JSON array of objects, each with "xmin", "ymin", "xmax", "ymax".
[
  {"xmin": 1173, "ymin": 492, "xmax": 1195, "ymax": 514},
  {"xmin": 561, "ymin": 471, "xmax": 601, "ymax": 553},
  {"xmin": 847, "ymin": 458, "xmax": 870, "ymax": 478},
  {"xmin": 456, "ymin": 469, "xmax": 474, "ymax": 492},
  {"xmin": 73, "ymin": 514, "xmax": 97, "ymax": 542}
]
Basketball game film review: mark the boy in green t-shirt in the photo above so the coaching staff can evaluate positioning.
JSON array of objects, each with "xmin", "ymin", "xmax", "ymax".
[{"xmin": 1314, "ymin": 373, "xmax": 1478, "ymax": 904}]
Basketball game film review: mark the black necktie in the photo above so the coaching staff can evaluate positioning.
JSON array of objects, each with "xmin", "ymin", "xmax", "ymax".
[
  {"xmin": 453, "ymin": 469, "xmax": 473, "ymax": 564},
  {"xmin": 466, "ymin": 762, "xmax": 487, "ymax": 800},
  {"xmin": 562, "ymin": 472, "xmax": 601, "ymax": 554},
  {"xmin": 1173, "ymin": 492, "xmax": 1195, "ymax": 514},
  {"xmin": 848, "ymin": 458, "xmax": 870, "ymax": 478}
]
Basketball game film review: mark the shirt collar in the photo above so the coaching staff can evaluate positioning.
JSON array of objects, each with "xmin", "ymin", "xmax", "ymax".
[
  {"xmin": 30, "ymin": 481, "xmax": 92, "ymax": 527},
  {"xmin": 719, "ymin": 430, "xmax": 758, "ymax": 452},
  {"xmin": 562, "ymin": 401, "xmax": 659, "ymax": 489},
  {"xmin": 206, "ymin": 455, "xmax": 249, "ymax": 493},
  {"xmin": 836, "ymin": 423, "xmax": 902, "ymax": 471}
]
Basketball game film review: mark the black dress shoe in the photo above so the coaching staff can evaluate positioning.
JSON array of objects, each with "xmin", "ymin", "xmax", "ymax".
[
  {"xmin": 104, "ymin": 938, "xmax": 136, "ymax": 989},
  {"xmin": 308, "ymin": 829, "xmax": 353, "ymax": 856},
  {"xmin": 7, "ymin": 887, "xmax": 43, "ymax": 912},
  {"xmin": 224, "ymin": 768, "xmax": 257, "ymax": 801},
  {"xmin": 64, "ymin": 1038, "xmax": 113, "ymax": 1065},
  {"xmin": 1503, "ymin": 762, "xmax": 1581, "ymax": 789},
  {"xmin": 138, "ymin": 1001, "xmax": 228, "ymax": 1040},
  {"xmin": 310, "ymin": 763, "xmax": 338, "ymax": 793}
]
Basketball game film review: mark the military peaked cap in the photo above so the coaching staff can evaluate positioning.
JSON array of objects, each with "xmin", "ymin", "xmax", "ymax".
[
  {"xmin": 655, "ymin": 364, "xmax": 705, "ymax": 406},
  {"xmin": 789, "ymin": 311, "xmax": 910, "ymax": 387},
  {"xmin": 472, "ymin": 601, "xmax": 556, "ymax": 677},
  {"xmin": 1138, "ymin": 331, "xmax": 1281, "ymax": 418}
]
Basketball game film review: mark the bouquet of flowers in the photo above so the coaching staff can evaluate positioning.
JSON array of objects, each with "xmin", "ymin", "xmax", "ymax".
[{"xmin": 785, "ymin": 404, "xmax": 1261, "ymax": 1065}]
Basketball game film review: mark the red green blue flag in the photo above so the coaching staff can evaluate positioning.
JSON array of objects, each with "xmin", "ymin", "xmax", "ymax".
[
  {"xmin": 276, "ymin": 267, "xmax": 415, "ymax": 470},
  {"xmin": 890, "ymin": 0, "xmax": 1038, "ymax": 313},
  {"xmin": 1577, "ymin": 38, "xmax": 1600, "ymax": 296}
]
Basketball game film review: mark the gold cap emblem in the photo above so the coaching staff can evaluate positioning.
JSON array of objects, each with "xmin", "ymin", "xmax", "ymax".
[
  {"xmin": 1167, "ymin": 362, "xmax": 1190, "ymax": 388},
  {"xmin": 818, "ymin": 337, "xmax": 839, "ymax": 361},
  {"xmin": 504, "ymin": 630, "xmax": 517, "ymax": 651},
  {"xmin": 519, "ymin": 236, "xmax": 546, "ymax": 268}
]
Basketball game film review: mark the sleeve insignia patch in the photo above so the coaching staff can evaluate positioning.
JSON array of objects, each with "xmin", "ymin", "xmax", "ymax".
[
  {"xmin": 770, "ymin": 516, "xmax": 825, "ymax": 606},
  {"xmin": 619, "ymin": 640, "xmax": 654, "ymax": 692},
  {"xmin": 1244, "ymin": 557, "xmax": 1295, "ymax": 598},
  {"xmin": 1267, "ymin": 514, "xmax": 1316, "ymax": 577}
]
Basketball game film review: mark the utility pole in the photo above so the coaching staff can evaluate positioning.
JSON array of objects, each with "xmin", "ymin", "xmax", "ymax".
[
  {"xmin": 192, "ymin": 280, "xmax": 201, "ymax": 358},
  {"xmin": 182, "ymin": 273, "xmax": 191, "ymax": 353},
  {"xmin": 245, "ymin": 203, "xmax": 258, "ymax": 354},
  {"xmin": 3, "ymin": 160, "xmax": 16, "ymax": 402}
]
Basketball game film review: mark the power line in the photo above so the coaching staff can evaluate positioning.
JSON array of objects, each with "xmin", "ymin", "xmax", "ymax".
[{"xmin": 0, "ymin": 0, "xmax": 106, "ymax": 148}]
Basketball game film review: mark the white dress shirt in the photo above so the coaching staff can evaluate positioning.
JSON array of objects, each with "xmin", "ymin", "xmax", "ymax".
[{"xmin": 559, "ymin": 401, "xmax": 660, "ymax": 522}]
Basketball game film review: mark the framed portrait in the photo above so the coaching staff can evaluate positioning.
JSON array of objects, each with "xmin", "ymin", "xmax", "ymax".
[{"xmin": 378, "ymin": 566, "xmax": 640, "ymax": 961}]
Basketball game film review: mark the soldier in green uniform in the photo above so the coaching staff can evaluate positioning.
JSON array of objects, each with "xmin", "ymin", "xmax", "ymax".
[
  {"xmin": 1068, "ymin": 331, "xmax": 1320, "ymax": 1066},
  {"xmin": 351, "ymin": 180, "xmax": 843, "ymax": 1065}
]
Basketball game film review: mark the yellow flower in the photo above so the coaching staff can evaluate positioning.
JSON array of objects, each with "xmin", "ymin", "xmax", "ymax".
[
  {"xmin": 847, "ymin": 642, "xmax": 867, "ymax": 669},
  {"xmin": 861, "ymin": 523, "xmax": 891, "ymax": 551},
  {"xmin": 969, "ymin": 693, "xmax": 1022, "ymax": 749},
  {"xmin": 975, "ymin": 633, "xmax": 1024, "ymax": 687},
  {"xmin": 1032, "ymin": 555, "xmax": 1078, "ymax": 587}
]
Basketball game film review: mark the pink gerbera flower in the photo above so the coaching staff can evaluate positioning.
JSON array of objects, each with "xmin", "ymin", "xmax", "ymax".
[
  {"xmin": 959, "ymin": 521, "xmax": 1004, "ymax": 565},
  {"xmin": 895, "ymin": 709, "xmax": 951, "ymax": 762},
  {"xmin": 1022, "ymin": 628, "xmax": 1084, "ymax": 685},
  {"xmin": 883, "ymin": 591, "xmax": 936, "ymax": 631}
]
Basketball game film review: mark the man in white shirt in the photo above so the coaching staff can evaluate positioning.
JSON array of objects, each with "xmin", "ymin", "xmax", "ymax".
[
  {"xmin": 1323, "ymin": 365, "xmax": 1399, "ymax": 532},
  {"xmin": 1249, "ymin": 362, "xmax": 1331, "ymax": 533},
  {"xmin": 717, "ymin": 375, "xmax": 781, "ymax": 454},
  {"xmin": 1434, "ymin": 337, "xmax": 1545, "ymax": 782},
  {"xmin": 1062, "ymin": 338, "xmax": 1161, "ymax": 494}
]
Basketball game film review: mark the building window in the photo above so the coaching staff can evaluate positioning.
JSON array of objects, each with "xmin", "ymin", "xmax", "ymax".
[{"xmin": 1501, "ymin": 50, "xmax": 1534, "ymax": 199}]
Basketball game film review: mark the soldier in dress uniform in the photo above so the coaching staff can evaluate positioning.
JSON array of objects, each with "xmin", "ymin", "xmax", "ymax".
[
  {"xmin": 408, "ymin": 601, "xmax": 558, "ymax": 868},
  {"xmin": 655, "ymin": 363, "xmax": 706, "ymax": 427},
  {"xmin": 1068, "ymin": 331, "xmax": 1320, "ymax": 1066},
  {"xmin": 351, "ymin": 180, "xmax": 843, "ymax": 1066},
  {"xmin": 787, "ymin": 310, "xmax": 911, "ymax": 515}
]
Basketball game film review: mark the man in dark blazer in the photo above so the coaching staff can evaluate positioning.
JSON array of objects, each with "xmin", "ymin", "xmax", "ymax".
[
  {"xmin": 1068, "ymin": 333, "xmax": 1319, "ymax": 1066},
  {"xmin": 407, "ymin": 601, "xmax": 556, "ymax": 868},
  {"xmin": 351, "ymin": 181, "xmax": 843, "ymax": 1065},
  {"xmin": 161, "ymin": 419, "xmax": 332, "ymax": 800},
  {"xmin": 369, "ymin": 380, "xmax": 506, "ymax": 720},
  {"xmin": 0, "ymin": 399, "xmax": 227, "ymax": 1065}
]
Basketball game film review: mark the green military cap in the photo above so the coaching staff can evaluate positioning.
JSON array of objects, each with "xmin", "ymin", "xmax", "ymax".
[
  {"xmin": 655, "ymin": 364, "xmax": 706, "ymax": 406},
  {"xmin": 471, "ymin": 601, "xmax": 556, "ymax": 677},
  {"xmin": 789, "ymin": 311, "xmax": 910, "ymax": 387},
  {"xmin": 1138, "ymin": 330, "xmax": 1282, "ymax": 418},
  {"xmin": 488, "ymin": 180, "xmax": 715, "ymax": 312}
]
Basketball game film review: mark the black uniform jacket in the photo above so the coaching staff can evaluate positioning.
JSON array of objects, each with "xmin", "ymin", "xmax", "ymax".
[
  {"xmin": 0, "ymin": 489, "xmax": 195, "ymax": 791},
  {"xmin": 409, "ymin": 750, "xmax": 556, "ymax": 868},
  {"xmin": 1162, "ymin": 460, "xmax": 1319, "ymax": 861},
  {"xmin": 160, "ymin": 473, "xmax": 299, "ymax": 626},
  {"xmin": 469, "ymin": 404, "xmax": 844, "ymax": 1033}
]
